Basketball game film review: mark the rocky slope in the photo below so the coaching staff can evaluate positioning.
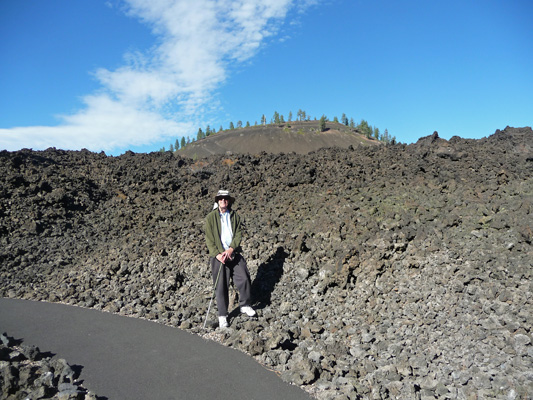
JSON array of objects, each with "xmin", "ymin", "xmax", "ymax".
[
  {"xmin": 178, "ymin": 120, "xmax": 381, "ymax": 158},
  {"xmin": 1, "ymin": 126, "xmax": 532, "ymax": 399},
  {"xmin": 0, "ymin": 333, "xmax": 96, "ymax": 399}
]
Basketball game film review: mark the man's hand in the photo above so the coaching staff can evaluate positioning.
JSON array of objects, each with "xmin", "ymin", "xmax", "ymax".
[
  {"xmin": 216, "ymin": 248, "xmax": 234, "ymax": 264},
  {"xmin": 224, "ymin": 247, "xmax": 234, "ymax": 260}
]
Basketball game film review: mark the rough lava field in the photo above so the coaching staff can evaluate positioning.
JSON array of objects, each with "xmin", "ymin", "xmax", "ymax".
[{"xmin": 1, "ymin": 126, "xmax": 532, "ymax": 399}]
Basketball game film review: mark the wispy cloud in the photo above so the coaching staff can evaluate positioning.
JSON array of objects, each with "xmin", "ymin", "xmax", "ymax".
[{"xmin": 1, "ymin": 0, "xmax": 314, "ymax": 153}]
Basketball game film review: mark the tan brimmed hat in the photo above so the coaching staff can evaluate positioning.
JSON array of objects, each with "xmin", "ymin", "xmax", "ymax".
[{"xmin": 214, "ymin": 189, "xmax": 235, "ymax": 203}]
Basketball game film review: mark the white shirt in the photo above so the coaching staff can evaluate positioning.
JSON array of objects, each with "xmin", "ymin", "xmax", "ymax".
[{"xmin": 220, "ymin": 210, "xmax": 233, "ymax": 250}]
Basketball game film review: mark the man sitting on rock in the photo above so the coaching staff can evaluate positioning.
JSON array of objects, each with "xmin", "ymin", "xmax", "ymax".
[{"xmin": 205, "ymin": 190, "xmax": 256, "ymax": 328}]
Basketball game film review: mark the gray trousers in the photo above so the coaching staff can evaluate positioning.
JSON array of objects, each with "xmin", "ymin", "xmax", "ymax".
[{"xmin": 210, "ymin": 254, "xmax": 252, "ymax": 316}]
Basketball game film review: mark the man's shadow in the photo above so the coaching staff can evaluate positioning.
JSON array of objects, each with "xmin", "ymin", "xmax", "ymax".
[
  {"xmin": 228, "ymin": 246, "xmax": 287, "ymax": 319},
  {"xmin": 251, "ymin": 246, "xmax": 288, "ymax": 309}
]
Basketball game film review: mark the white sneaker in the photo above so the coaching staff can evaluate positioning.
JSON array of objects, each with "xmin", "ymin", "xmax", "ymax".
[
  {"xmin": 240, "ymin": 306, "xmax": 256, "ymax": 317},
  {"xmin": 218, "ymin": 316, "xmax": 228, "ymax": 328}
]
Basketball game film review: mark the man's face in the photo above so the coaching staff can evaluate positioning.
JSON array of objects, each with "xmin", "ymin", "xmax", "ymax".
[{"xmin": 218, "ymin": 197, "xmax": 230, "ymax": 211}]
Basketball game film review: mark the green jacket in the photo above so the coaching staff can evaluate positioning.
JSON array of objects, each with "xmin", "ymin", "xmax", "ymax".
[{"xmin": 205, "ymin": 208, "xmax": 243, "ymax": 257}]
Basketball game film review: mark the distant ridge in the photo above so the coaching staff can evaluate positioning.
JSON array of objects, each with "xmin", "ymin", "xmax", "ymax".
[{"xmin": 177, "ymin": 120, "xmax": 381, "ymax": 158}]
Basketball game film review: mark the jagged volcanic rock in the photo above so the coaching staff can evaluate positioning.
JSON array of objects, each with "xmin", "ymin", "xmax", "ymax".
[
  {"xmin": 0, "ymin": 333, "xmax": 96, "ymax": 399},
  {"xmin": 1, "ymin": 126, "xmax": 532, "ymax": 399}
]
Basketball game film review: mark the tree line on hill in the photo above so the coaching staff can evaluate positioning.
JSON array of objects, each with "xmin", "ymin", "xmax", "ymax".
[{"xmin": 159, "ymin": 110, "xmax": 396, "ymax": 152}]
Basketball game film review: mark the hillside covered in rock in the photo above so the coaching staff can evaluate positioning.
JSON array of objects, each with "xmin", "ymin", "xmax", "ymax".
[
  {"xmin": 1, "ymin": 126, "xmax": 532, "ymax": 399},
  {"xmin": 178, "ymin": 120, "xmax": 381, "ymax": 158}
]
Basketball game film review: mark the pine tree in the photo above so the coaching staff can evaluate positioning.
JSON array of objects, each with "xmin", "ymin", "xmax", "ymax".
[
  {"xmin": 373, "ymin": 127, "xmax": 380, "ymax": 141},
  {"xmin": 296, "ymin": 109, "xmax": 308, "ymax": 121},
  {"xmin": 197, "ymin": 128, "xmax": 204, "ymax": 141},
  {"xmin": 349, "ymin": 118, "xmax": 355, "ymax": 128},
  {"xmin": 358, "ymin": 119, "xmax": 372, "ymax": 138},
  {"xmin": 288, "ymin": 111, "xmax": 293, "ymax": 122},
  {"xmin": 169, "ymin": 143, "xmax": 174, "ymax": 152},
  {"xmin": 237, "ymin": 121, "xmax": 242, "ymax": 128},
  {"xmin": 341, "ymin": 113, "xmax": 349, "ymax": 126},
  {"xmin": 319, "ymin": 115, "xmax": 327, "ymax": 132},
  {"xmin": 333, "ymin": 116, "xmax": 339, "ymax": 123},
  {"xmin": 383, "ymin": 128, "xmax": 389, "ymax": 144},
  {"xmin": 205, "ymin": 125, "xmax": 211, "ymax": 136},
  {"xmin": 273, "ymin": 111, "xmax": 280, "ymax": 124},
  {"xmin": 219, "ymin": 125, "xmax": 223, "ymax": 132},
  {"xmin": 246, "ymin": 121, "xmax": 250, "ymax": 127},
  {"xmin": 261, "ymin": 114, "xmax": 266, "ymax": 125},
  {"xmin": 175, "ymin": 138, "xmax": 180, "ymax": 150},
  {"xmin": 229, "ymin": 122, "xmax": 235, "ymax": 130},
  {"xmin": 181, "ymin": 137, "xmax": 186, "ymax": 148}
]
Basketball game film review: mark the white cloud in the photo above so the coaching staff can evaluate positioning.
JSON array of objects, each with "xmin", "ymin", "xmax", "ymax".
[
  {"xmin": 0, "ymin": 0, "xmax": 312, "ymax": 153},
  {"xmin": 0, "ymin": 94, "xmax": 193, "ymax": 152}
]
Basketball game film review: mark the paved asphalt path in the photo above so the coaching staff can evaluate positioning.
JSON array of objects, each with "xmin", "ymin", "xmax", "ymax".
[{"xmin": 0, "ymin": 298, "xmax": 310, "ymax": 400}]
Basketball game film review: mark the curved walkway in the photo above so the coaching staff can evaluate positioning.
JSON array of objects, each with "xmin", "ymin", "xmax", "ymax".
[{"xmin": 0, "ymin": 298, "xmax": 310, "ymax": 400}]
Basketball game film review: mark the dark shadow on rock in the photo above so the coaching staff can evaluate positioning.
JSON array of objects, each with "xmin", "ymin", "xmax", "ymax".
[
  {"xmin": 71, "ymin": 364, "xmax": 84, "ymax": 379},
  {"xmin": 251, "ymin": 246, "xmax": 288, "ymax": 309},
  {"xmin": 1, "ymin": 334, "xmax": 23, "ymax": 346},
  {"xmin": 36, "ymin": 351, "xmax": 55, "ymax": 360}
]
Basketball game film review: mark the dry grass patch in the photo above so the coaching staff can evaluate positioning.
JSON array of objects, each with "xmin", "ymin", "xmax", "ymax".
[{"xmin": 190, "ymin": 160, "xmax": 209, "ymax": 173}]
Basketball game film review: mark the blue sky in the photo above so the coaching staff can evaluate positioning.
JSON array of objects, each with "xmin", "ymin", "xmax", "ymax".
[{"xmin": 1, "ymin": 0, "xmax": 531, "ymax": 155}]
